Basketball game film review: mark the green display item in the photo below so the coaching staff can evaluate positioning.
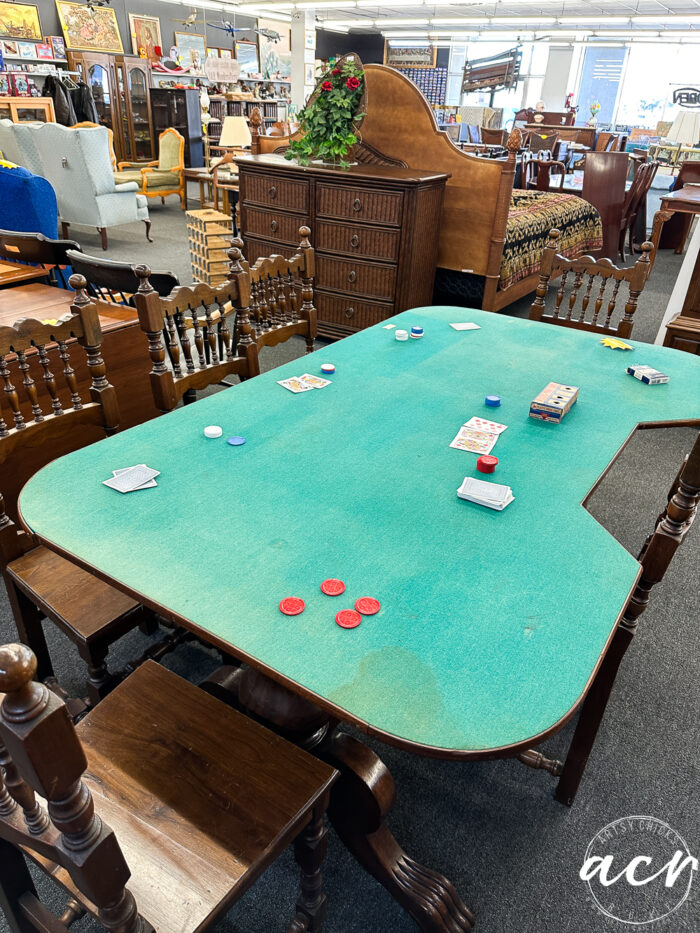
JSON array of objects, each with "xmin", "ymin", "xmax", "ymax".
[{"xmin": 19, "ymin": 308, "xmax": 700, "ymax": 756}]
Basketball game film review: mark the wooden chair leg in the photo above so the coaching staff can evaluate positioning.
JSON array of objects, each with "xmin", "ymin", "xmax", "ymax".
[
  {"xmin": 160, "ymin": 197, "xmax": 165, "ymax": 205},
  {"xmin": 77, "ymin": 640, "xmax": 117, "ymax": 707},
  {"xmin": 98, "ymin": 227, "xmax": 108, "ymax": 251},
  {"xmin": 61, "ymin": 222, "xmax": 70, "ymax": 239},
  {"xmin": 287, "ymin": 801, "xmax": 330, "ymax": 933},
  {"xmin": 4, "ymin": 581, "xmax": 54, "ymax": 682},
  {"xmin": 143, "ymin": 219, "xmax": 153, "ymax": 242},
  {"xmin": 0, "ymin": 838, "xmax": 39, "ymax": 933}
]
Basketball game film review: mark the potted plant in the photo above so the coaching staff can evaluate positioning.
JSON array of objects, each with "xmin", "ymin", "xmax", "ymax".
[{"xmin": 286, "ymin": 54, "xmax": 366, "ymax": 167}]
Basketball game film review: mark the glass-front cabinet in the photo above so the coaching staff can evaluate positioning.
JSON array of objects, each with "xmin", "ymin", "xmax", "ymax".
[
  {"xmin": 0, "ymin": 97, "xmax": 56, "ymax": 123},
  {"xmin": 127, "ymin": 63, "xmax": 153, "ymax": 161}
]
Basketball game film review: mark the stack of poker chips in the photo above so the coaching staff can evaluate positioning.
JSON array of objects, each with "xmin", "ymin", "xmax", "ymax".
[{"xmin": 410, "ymin": 326, "xmax": 424, "ymax": 339}]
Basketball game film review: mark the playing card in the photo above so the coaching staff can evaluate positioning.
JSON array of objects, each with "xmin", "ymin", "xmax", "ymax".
[
  {"xmin": 278, "ymin": 377, "xmax": 314, "ymax": 393},
  {"xmin": 103, "ymin": 465, "xmax": 159, "ymax": 493},
  {"xmin": 113, "ymin": 466, "xmax": 157, "ymax": 489},
  {"xmin": 463, "ymin": 416, "xmax": 508, "ymax": 435},
  {"xmin": 449, "ymin": 427, "xmax": 498, "ymax": 454},
  {"xmin": 457, "ymin": 477, "xmax": 514, "ymax": 510},
  {"xmin": 449, "ymin": 323, "xmax": 480, "ymax": 331},
  {"xmin": 383, "ymin": 324, "xmax": 396, "ymax": 330},
  {"xmin": 299, "ymin": 373, "xmax": 332, "ymax": 389}
]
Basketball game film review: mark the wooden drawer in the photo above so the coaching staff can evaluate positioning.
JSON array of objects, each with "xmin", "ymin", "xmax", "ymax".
[
  {"xmin": 242, "ymin": 173, "xmax": 309, "ymax": 213},
  {"xmin": 244, "ymin": 207, "xmax": 309, "ymax": 246},
  {"xmin": 316, "ymin": 184, "xmax": 403, "ymax": 226},
  {"xmin": 316, "ymin": 255, "xmax": 396, "ymax": 302},
  {"xmin": 316, "ymin": 290, "xmax": 394, "ymax": 330},
  {"xmin": 244, "ymin": 236, "xmax": 299, "ymax": 263},
  {"xmin": 315, "ymin": 220, "xmax": 400, "ymax": 263}
]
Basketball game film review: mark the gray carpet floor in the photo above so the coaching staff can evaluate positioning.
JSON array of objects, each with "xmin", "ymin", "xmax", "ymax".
[{"xmin": 0, "ymin": 191, "xmax": 698, "ymax": 933}]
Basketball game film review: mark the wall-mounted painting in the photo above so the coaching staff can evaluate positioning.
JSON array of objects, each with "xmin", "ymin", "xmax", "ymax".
[
  {"xmin": 174, "ymin": 31, "xmax": 206, "ymax": 68},
  {"xmin": 219, "ymin": 48, "xmax": 232, "ymax": 60},
  {"xmin": 234, "ymin": 38, "xmax": 259, "ymax": 77},
  {"xmin": 383, "ymin": 42, "xmax": 436, "ymax": 68},
  {"xmin": 128, "ymin": 13, "xmax": 161, "ymax": 62},
  {"xmin": 259, "ymin": 19, "xmax": 290, "ymax": 80},
  {"xmin": 56, "ymin": 1, "xmax": 123, "ymax": 53},
  {"xmin": 0, "ymin": 2, "xmax": 42, "ymax": 41}
]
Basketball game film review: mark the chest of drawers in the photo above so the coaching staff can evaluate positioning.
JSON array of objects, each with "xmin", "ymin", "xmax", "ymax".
[{"xmin": 236, "ymin": 155, "xmax": 449, "ymax": 339}]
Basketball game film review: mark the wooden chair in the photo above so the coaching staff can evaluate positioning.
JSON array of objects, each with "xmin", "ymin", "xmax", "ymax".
[
  {"xmin": 524, "ymin": 158, "xmax": 567, "ymax": 191},
  {"xmin": 529, "ymin": 228, "xmax": 653, "ymax": 338},
  {"xmin": 480, "ymin": 126, "xmax": 507, "ymax": 146},
  {"xmin": 0, "ymin": 230, "xmax": 82, "ymax": 289},
  {"xmin": 528, "ymin": 131, "xmax": 558, "ymax": 156},
  {"xmin": 618, "ymin": 160, "xmax": 659, "ymax": 262},
  {"xmin": 0, "ymin": 644, "xmax": 338, "ymax": 933},
  {"xmin": 115, "ymin": 128, "xmax": 186, "ymax": 210},
  {"xmin": 0, "ymin": 281, "xmax": 152, "ymax": 707},
  {"xmin": 65, "ymin": 249, "xmax": 179, "ymax": 304}
]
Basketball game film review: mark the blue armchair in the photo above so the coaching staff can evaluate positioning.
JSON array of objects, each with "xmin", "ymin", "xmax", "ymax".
[{"xmin": 0, "ymin": 161, "xmax": 58, "ymax": 239}]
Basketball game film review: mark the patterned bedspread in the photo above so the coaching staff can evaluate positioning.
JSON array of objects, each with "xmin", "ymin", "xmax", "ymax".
[{"xmin": 501, "ymin": 190, "xmax": 602, "ymax": 290}]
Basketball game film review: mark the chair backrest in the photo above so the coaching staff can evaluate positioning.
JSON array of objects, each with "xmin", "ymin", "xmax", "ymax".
[
  {"xmin": 0, "ymin": 643, "xmax": 145, "ymax": 933},
  {"xmin": 580, "ymin": 150, "xmax": 631, "ymax": 260},
  {"xmin": 0, "ymin": 120, "xmax": 23, "ymax": 167},
  {"xmin": 526, "ymin": 159, "xmax": 567, "ymax": 191},
  {"xmin": 0, "ymin": 122, "xmax": 44, "ymax": 176},
  {"xmin": 481, "ymin": 126, "xmax": 507, "ymax": 146},
  {"xmin": 249, "ymin": 108, "xmax": 302, "ymax": 156},
  {"xmin": 529, "ymin": 228, "xmax": 653, "ymax": 338},
  {"xmin": 66, "ymin": 249, "xmax": 179, "ymax": 303},
  {"xmin": 157, "ymin": 128, "xmax": 185, "ymax": 172},
  {"xmin": 132, "ymin": 246, "xmax": 257, "ymax": 412},
  {"xmin": 530, "ymin": 132, "xmax": 558, "ymax": 154},
  {"xmin": 621, "ymin": 160, "xmax": 659, "ymax": 229},
  {"xmin": 0, "ymin": 164, "xmax": 58, "ymax": 240},
  {"xmin": 672, "ymin": 160, "xmax": 700, "ymax": 191},
  {"xmin": 0, "ymin": 230, "xmax": 82, "ymax": 287},
  {"xmin": 0, "ymin": 277, "xmax": 119, "ymax": 529},
  {"xmin": 72, "ymin": 121, "xmax": 117, "ymax": 170}
]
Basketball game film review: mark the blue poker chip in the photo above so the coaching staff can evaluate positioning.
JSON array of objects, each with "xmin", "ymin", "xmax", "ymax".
[
  {"xmin": 227, "ymin": 436, "xmax": 246, "ymax": 446},
  {"xmin": 321, "ymin": 363, "xmax": 335, "ymax": 374},
  {"xmin": 485, "ymin": 395, "xmax": 501, "ymax": 407},
  {"xmin": 410, "ymin": 326, "xmax": 424, "ymax": 338}
]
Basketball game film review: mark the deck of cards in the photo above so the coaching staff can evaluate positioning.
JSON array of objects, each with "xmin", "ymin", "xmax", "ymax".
[
  {"xmin": 103, "ymin": 464, "xmax": 160, "ymax": 493},
  {"xmin": 450, "ymin": 416, "xmax": 507, "ymax": 454},
  {"xmin": 457, "ymin": 477, "xmax": 514, "ymax": 511},
  {"xmin": 278, "ymin": 373, "xmax": 332, "ymax": 393}
]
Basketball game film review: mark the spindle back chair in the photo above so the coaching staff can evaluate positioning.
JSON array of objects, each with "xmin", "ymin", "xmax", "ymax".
[
  {"xmin": 0, "ymin": 230, "xmax": 83, "ymax": 288},
  {"xmin": 618, "ymin": 160, "xmax": 659, "ymax": 262},
  {"xmin": 529, "ymin": 228, "xmax": 653, "ymax": 338},
  {"xmin": 0, "ymin": 279, "xmax": 148, "ymax": 708},
  {"xmin": 0, "ymin": 644, "xmax": 338, "ymax": 933},
  {"xmin": 65, "ymin": 250, "xmax": 179, "ymax": 304}
]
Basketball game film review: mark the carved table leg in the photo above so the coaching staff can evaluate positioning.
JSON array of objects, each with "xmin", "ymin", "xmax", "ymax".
[{"xmin": 325, "ymin": 733, "xmax": 474, "ymax": 933}]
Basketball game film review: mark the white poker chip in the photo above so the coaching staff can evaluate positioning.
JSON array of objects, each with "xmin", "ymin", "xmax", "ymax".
[
  {"xmin": 204, "ymin": 425, "xmax": 223, "ymax": 438},
  {"xmin": 395, "ymin": 330, "xmax": 409, "ymax": 341}
]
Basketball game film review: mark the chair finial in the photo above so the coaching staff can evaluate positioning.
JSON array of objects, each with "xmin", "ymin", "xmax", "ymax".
[
  {"xmin": 227, "ymin": 245, "xmax": 244, "ymax": 274},
  {"xmin": 507, "ymin": 128, "xmax": 522, "ymax": 153},
  {"xmin": 639, "ymin": 241, "xmax": 654, "ymax": 262},
  {"xmin": 547, "ymin": 228, "xmax": 561, "ymax": 248},
  {"xmin": 134, "ymin": 265, "xmax": 154, "ymax": 294},
  {"xmin": 299, "ymin": 226, "xmax": 311, "ymax": 248},
  {"xmin": 68, "ymin": 273, "xmax": 90, "ymax": 306},
  {"xmin": 0, "ymin": 643, "xmax": 36, "ymax": 695}
]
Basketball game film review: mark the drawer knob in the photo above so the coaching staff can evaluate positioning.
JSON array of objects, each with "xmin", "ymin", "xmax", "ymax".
[
  {"xmin": 344, "ymin": 307, "xmax": 355, "ymax": 319},
  {"xmin": 269, "ymin": 185, "xmax": 277, "ymax": 199},
  {"xmin": 350, "ymin": 234, "xmax": 360, "ymax": 247},
  {"xmin": 352, "ymin": 198, "xmax": 362, "ymax": 212},
  {"xmin": 347, "ymin": 270, "xmax": 357, "ymax": 284},
  {"xmin": 270, "ymin": 220, "xmax": 278, "ymax": 232}
]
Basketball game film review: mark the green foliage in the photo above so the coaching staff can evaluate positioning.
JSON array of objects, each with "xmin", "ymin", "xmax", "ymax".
[{"xmin": 286, "ymin": 58, "xmax": 365, "ymax": 167}]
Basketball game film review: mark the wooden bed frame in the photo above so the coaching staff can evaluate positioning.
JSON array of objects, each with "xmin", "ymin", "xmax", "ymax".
[{"xmin": 249, "ymin": 65, "xmax": 589, "ymax": 312}]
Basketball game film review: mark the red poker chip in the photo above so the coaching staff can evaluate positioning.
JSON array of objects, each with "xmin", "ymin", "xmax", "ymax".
[
  {"xmin": 279, "ymin": 597, "xmax": 305, "ymax": 616},
  {"xmin": 321, "ymin": 578, "xmax": 345, "ymax": 596},
  {"xmin": 335, "ymin": 609, "xmax": 362, "ymax": 629},
  {"xmin": 355, "ymin": 597, "xmax": 381, "ymax": 616}
]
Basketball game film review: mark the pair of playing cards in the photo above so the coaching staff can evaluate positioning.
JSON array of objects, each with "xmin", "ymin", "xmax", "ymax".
[
  {"xmin": 278, "ymin": 373, "xmax": 332, "ymax": 394},
  {"xmin": 457, "ymin": 477, "xmax": 514, "ymax": 511},
  {"xmin": 450, "ymin": 416, "xmax": 507, "ymax": 454},
  {"xmin": 103, "ymin": 464, "xmax": 160, "ymax": 493}
]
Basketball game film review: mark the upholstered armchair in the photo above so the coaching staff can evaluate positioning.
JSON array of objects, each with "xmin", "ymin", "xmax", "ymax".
[
  {"xmin": 0, "ymin": 119, "xmax": 44, "ymax": 175},
  {"xmin": 72, "ymin": 121, "xmax": 117, "ymax": 170},
  {"xmin": 115, "ymin": 128, "xmax": 186, "ymax": 209},
  {"xmin": 26, "ymin": 123, "xmax": 151, "ymax": 250},
  {"xmin": 0, "ymin": 162, "xmax": 59, "ymax": 239}
]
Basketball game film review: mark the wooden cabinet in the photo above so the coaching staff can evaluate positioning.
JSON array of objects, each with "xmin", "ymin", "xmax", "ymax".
[
  {"xmin": 0, "ymin": 97, "xmax": 55, "ymax": 123},
  {"xmin": 151, "ymin": 88, "xmax": 203, "ymax": 168},
  {"xmin": 237, "ymin": 155, "xmax": 448, "ymax": 339}
]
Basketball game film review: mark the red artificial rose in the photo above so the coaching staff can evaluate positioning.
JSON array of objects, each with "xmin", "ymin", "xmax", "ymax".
[
  {"xmin": 346, "ymin": 76, "xmax": 360, "ymax": 90},
  {"xmin": 321, "ymin": 80, "xmax": 333, "ymax": 91},
  {"xmin": 331, "ymin": 68, "xmax": 341, "ymax": 76}
]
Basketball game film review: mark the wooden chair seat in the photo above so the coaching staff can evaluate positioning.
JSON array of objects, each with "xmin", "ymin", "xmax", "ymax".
[
  {"xmin": 12, "ymin": 658, "xmax": 337, "ymax": 933},
  {"xmin": 5, "ymin": 545, "xmax": 139, "ymax": 645}
]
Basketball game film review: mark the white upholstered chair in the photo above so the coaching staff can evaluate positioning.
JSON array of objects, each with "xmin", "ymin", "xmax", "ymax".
[{"xmin": 0, "ymin": 120, "xmax": 44, "ymax": 175}]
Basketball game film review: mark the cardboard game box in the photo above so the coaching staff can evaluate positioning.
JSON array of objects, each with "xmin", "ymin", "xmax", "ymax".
[{"xmin": 529, "ymin": 382, "xmax": 579, "ymax": 423}]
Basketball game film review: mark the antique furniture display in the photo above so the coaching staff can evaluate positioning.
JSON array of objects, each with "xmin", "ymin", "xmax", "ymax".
[
  {"xmin": 524, "ymin": 124, "xmax": 596, "ymax": 148},
  {"xmin": 0, "ymin": 96, "xmax": 55, "ymax": 123},
  {"xmin": 115, "ymin": 127, "xmax": 186, "ymax": 209},
  {"xmin": 529, "ymin": 228, "xmax": 653, "ymax": 338},
  {"xmin": 183, "ymin": 166, "xmax": 215, "ymax": 209},
  {"xmin": 618, "ymin": 159, "xmax": 659, "ymax": 261},
  {"xmin": 236, "ymin": 154, "xmax": 448, "ymax": 339},
  {"xmin": 0, "ymin": 259, "xmax": 50, "ymax": 287},
  {"xmin": 461, "ymin": 46, "xmax": 521, "ymax": 94},
  {"xmin": 66, "ymin": 249, "xmax": 179, "ymax": 302},
  {"xmin": 0, "ymin": 644, "xmax": 338, "ymax": 933},
  {"xmin": 18, "ymin": 307, "xmax": 700, "ymax": 932},
  {"xmin": 151, "ymin": 87, "xmax": 203, "ymax": 168}
]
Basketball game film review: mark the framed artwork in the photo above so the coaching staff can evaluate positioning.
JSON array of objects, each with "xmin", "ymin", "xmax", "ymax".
[
  {"xmin": 234, "ymin": 39, "xmax": 259, "ymax": 77},
  {"xmin": 383, "ymin": 42, "xmax": 436, "ymax": 68},
  {"xmin": 174, "ymin": 31, "xmax": 206, "ymax": 67},
  {"xmin": 0, "ymin": 73, "xmax": 10, "ymax": 95},
  {"xmin": 219, "ymin": 48, "xmax": 232, "ymax": 60},
  {"xmin": 18, "ymin": 41, "xmax": 34, "ymax": 58},
  {"xmin": 48, "ymin": 35, "xmax": 65, "ymax": 59},
  {"xmin": 258, "ymin": 19, "xmax": 290, "ymax": 80},
  {"xmin": 304, "ymin": 62, "xmax": 314, "ymax": 86},
  {"xmin": 128, "ymin": 14, "xmax": 161, "ymax": 62},
  {"xmin": 35, "ymin": 42, "xmax": 52, "ymax": 59},
  {"xmin": 2, "ymin": 39, "xmax": 18, "ymax": 56},
  {"xmin": 11, "ymin": 73, "xmax": 29, "ymax": 95},
  {"xmin": 56, "ymin": 1, "xmax": 123, "ymax": 54},
  {"xmin": 0, "ymin": 2, "xmax": 42, "ymax": 41}
]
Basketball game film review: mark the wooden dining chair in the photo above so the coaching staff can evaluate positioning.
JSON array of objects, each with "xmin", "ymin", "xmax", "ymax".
[
  {"xmin": 0, "ymin": 281, "xmax": 151, "ymax": 708},
  {"xmin": 528, "ymin": 132, "xmax": 558, "ymax": 156},
  {"xmin": 480, "ymin": 126, "xmax": 507, "ymax": 146},
  {"xmin": 65, "ymin": 249, "xmax": 179, "ymax": 304},
  {"xmin": 0, "ymin": 230, "xmax": 83, "ymax": 289},
  {"xmin": 618, "ymin": 160, "xmax": 659, "ymax": 262},
  {"xmin": 529, "ymin": 228, "xmax": 653, "ymax": 338},
  {"xmin": 0, "ymin": 643, "xmax": 338, "ymax": 933},
  {"xmin": 524, "ymin": 158, "xmax": 567, "ymax": 191},
  {"xmin": 517, "ymin": 430, "xmax": 700, "ymax": 805}
]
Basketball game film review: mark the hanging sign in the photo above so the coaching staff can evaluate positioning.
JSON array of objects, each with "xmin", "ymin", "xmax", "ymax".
[
  {"xmin": 672, "ymin": 87, "xmax": 700, "ymax": 109},
  {"xmin": 205, "ymin": 57, "xmax": 242, "ymax": 83}
]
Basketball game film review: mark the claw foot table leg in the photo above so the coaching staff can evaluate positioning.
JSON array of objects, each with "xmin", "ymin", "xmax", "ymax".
[{"xmin": 325, "ymin": 733, "xmax": 474, "ymax": 932}]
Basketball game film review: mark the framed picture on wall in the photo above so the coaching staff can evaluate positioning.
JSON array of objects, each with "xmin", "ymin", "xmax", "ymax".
[
  {"xmin": 383, "ymin": 42, "xmax": 436, "ymax": 68},
  {"xmin": 0, "ymin": 2, "xmax": 42, "ymax": 41},
  {"xmin": 174, "ymin": 31, "xmax": 206, "ymax": 67},
  {"xmin": 219, "ymin": 48, "xmax": 232, "ymax": 60},
  {"xmin": 258, "ymin": 18, "xmax": 290, "ymax": 80},
  {"xmin": 56, "ymin": 1, "xmax": 123, "ymax": 53},
  {"xmin": 234, "ymin": 38, "xmax": 259, "ymax": 77},
  {"xmin": 128, "ymin": 13, "xmax": 161, "ymax": 62},
  {"xmin": 48, "ymin": 35, "xmax": 66, "ymax": 59}
]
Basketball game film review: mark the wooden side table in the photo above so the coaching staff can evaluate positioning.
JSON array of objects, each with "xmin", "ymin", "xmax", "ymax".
[
  {"xmin": 662, "ymin": 240, "xmax": 700, "ymax": 355},
  {"xmin": 651, "ymin": 186, "xmax": 700, "ymax": 258},
  {"xmin": 183, "ymin": 167, "xmax": 215, "ymax": 209}
]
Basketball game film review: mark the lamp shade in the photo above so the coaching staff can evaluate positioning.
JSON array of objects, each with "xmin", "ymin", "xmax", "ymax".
[
  {"xmin": 666, "ymin": 111, "xmax": 700, "ymax": 145},
  {"xmin": 219, "ymin": 116, "xmax": 252, "ymax": 148}
]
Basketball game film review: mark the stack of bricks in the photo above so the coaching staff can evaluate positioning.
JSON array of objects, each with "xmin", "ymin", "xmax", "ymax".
[{"xmin": 186, "ymin": 209, "xmax": 234, "ymax": 286}]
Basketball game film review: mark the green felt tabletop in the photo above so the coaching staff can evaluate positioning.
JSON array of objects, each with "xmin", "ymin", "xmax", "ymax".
[{"xmin": 19, "ymin": 308, "xmax": 700, "ymax": 756}]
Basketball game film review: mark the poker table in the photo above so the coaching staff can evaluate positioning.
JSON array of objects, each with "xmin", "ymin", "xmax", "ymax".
[{"xmin": 18, "ymin": 306, "xmax": 700, "ymax": 932}]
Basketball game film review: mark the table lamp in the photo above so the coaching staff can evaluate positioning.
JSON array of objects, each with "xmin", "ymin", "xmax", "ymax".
[
  {"xmin": 218, "ymin": 116, "xmax": 252, "ymax": 150},
  {"xmin": 666, "ymin": 111, "xmax": 700, "ymax": 146}
]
